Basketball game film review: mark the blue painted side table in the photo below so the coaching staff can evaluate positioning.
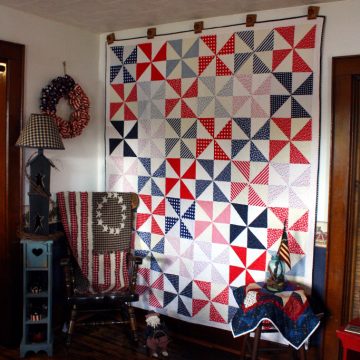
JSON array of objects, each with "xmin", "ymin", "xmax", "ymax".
[{"xmin": 20, "ymin": 238, "xmax": 54, "ymax": 357}]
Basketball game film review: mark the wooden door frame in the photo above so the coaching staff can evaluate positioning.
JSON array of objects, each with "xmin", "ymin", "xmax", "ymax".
[
  {"xmin": 323, "ymin": 55, "xmax": 360, "ymax": 359},
  {"xmin": 0, "ymin": 39, "xmax": 24, "ymax": 346}
]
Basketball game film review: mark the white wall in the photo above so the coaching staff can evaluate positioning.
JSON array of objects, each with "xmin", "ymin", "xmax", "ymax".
[
  {"xmin": 100, "ymin": 0, "xmax": 360, "ymax": 222},
  {"xmin": 0, "ymin": 4, "xmax": 103, "ymax": 199}
]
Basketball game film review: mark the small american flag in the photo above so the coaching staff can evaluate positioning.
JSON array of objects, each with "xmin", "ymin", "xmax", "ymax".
[{"xmin": 277, "ymin": 221, "xmax": 291, "ymax": 269}]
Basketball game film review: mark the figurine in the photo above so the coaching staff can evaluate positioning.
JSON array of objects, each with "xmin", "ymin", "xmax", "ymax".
[{"xmin": 144, "ymin": 311, "xmax": 169, "ymax": 358}]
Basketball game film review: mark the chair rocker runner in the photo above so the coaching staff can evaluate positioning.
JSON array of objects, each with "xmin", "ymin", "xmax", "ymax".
[{"xmin": 57, "ymin": 191, "xmax": 142, "ymax": 346}]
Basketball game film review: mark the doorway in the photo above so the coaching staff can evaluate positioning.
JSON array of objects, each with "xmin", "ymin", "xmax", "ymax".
[{"xmin": 0, "ymin": 39, "xmax": 24, "ymax": 346}]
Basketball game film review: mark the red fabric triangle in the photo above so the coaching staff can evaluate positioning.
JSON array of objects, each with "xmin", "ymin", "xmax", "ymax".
[
  {"xmin": 248, "ymin": 252, "xmax": 266, "ymax": 271},
  {"xmin": 214, "ymin": 141, "xmax": 230, "ymax": 160},
  {"xmin": 196, "ymin": 138, "xmax": 212, "ymax": 157},
  {"xmin": 165, "ymin": 98, "xmax": 180, "ymax": 117},
  {"xmin": 273, "ymin": 117, "xmax": 291, "ymax": 139},
  {"xmin": 251, "ymin": 164, "xmax": 269, "ymax": 184},
  {"xmin": 269, "ymin": 140, "xmax": 289, "ymax": 160},
  {"xmin": 231, "ymin": 246, "xmax": 247, "ymax": 266},
  {"xmin": 167, "ymin": 79, "xmax": 182, "ymax": 96},
  {"xmin": 199, "ymin": 118, "xmax": 215, "ymax": 137},
  {"xmin": 192, "ymin": 299, "xmax": 209, "ymax": 316},
  {"xmin": 210, "ymin": 304, "xmax": 226, "ymax": 323},
  {"xmin": 245, "ymin": 271, "xmax": 256, "ymax": 285},
  {"xmin": 288, "ymin": 232, "xmax": 305, "ymax": 255},
  {"xmin": 124, "ymin": 104, "xmax": 137, "ymax": 120},
  {"xmin": 201, "ymin": 35, "xmax": 217, "ymax": 53},
  {"xmin": 199, "ymin": 55, "xmax": 215, "ymax": 75},
  {"xmin": 292, "ymin": 50, "xmax": 312, "ymax": 72},
  {"xmin": 151, "ymin": 217, "xmax": 164, "ymax": 236},
  {"xmin": 290, "ymin": 143, "xmax": 309, "ymax": 164},
  {"xmin": 229, "ymin": 265, "xmax": 245, "ymax": 284},
  {"xmin": 233, "ymin": 161, "xmax": 250, "ymax": 182},
  {"xmin": 291, "ymin": 211, "xmax": 309, "ymax": 232},
  {"xmin": 136, "ymin": 62, "xmax": 150, "ymax": 80},
  {"xmin": 153, "ymin": 43, "xmax": 167, "ymax": 61},
  {"xmin": 269, "ymin": 207, "xmax": 289, "ymax": 225},
  {"xmin": 276, "ymin": 26, "xmax": 295, "ymax": 47},
  {"xmin": 140, "ymin": 194, "xmax": 152, "ymax": 210},
  {"xmin": 111, "ymin": 83, "xmax": 124, "ymax": 99},
  {"xmin": 167, "ymin": 158, "xmax": 181, "ymax": 176},
  {"xmin": 231, "ymin": 182, "xmax": 247, "ymax": 201},
  {"xmin": 180, "ymin": 180, "xmax": 195, "ymax": 200},
  {"xmin": 181, "ymin": 99, "xmax": 197, "ymax": 118},
  {"xmin": 149, "ymin": 291, "xmax": 162, "ymax": 308},
  {"xmin": 138, "ymin": 43, "xmax": 152, "ymax": 60},
  {"xmin": 136, "ymin": 213, "xmax": 151, "ymax": 229},
  {"xmin": 296, "ymin": 25, "xmax": 316, "ymax": 49},
  {"xmin": 138, "ymin": 267, "xmax": 151, "ymax": 284},
  {"xmin": 151, "ymin": 274, "xmax": 164, "ymax": 289},
  {"xmin": 183, "ymin": 79, "xmax": 198, "ymax": 98},
  {"xmin": 110, "ymin": 102, "xmax": 123, "ymax": 120},
  {"xmin": 267, "ymin": 228, "xmax": 284, "ymax": 248},
  {"xmin": 151, "ymin": 64, "xmax": 165, "ymax": 81},
  {"xmin": 212, "ymin": 287, "xmax": 229, "ymax": 304},
  {"xmin": 153, "ymin": 199, "xmax": 165, "ymax": 215},
  {"xmin": 182, "ymin": 161, "xmax": 196, "ymax": 179},
  {"xmin": 165, "ymin": 178, "xmax": 179, "ymax": 195},
  {"xmin": 218, "ymin": 34, "xmax": 235, "ymax": 55},
  {"xmin": 215, "ymin": 120, "xmax": 232, "ymax": 139},
  {"xmin": 216, "ymin": 57, "xmax": 233, "ymax": 76},
  {"xmin": 272, "ymin": 49, "xmax": 292, "ymax": 71},
  {"xmin": 194, "ymin": 280, "xmax": 211, "ymax": 299},
  {"xmin": 248, "ymin": 186, "xmax": 266, "ymax": 207},
  {"xmin": 292, "ymin": 120, "xmax": 312, "ymax": 141},
  {"xmin": 126, "ymin": 84, "xmax": 137, "ymax": 102}
]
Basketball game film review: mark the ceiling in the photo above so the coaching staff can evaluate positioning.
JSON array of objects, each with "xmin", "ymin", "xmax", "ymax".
[{"xmin": 0, "ymin": 0, "xmax": 341, "ymax": 34}]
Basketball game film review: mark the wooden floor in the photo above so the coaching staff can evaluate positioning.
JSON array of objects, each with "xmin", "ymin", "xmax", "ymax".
[{"xmin": 0, "ymin": 325, "xmax": 322, "ymax": 360}]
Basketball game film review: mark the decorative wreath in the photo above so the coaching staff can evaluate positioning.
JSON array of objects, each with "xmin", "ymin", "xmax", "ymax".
[{"xmin": 40, "ymin": 74, "xmax": 90, "ymax": 138}]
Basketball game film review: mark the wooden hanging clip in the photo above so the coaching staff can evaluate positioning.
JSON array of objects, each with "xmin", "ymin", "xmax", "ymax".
[
  {"xmin": 307, "ymin": 6, "xmax": 320, "ymax": 20},
  {"xmin": 194, "ymin": 21, "xmax": 204, "ymax": 34},
  {"xmin": 147, "ymin": 27, "xmax": 156, "ymax": 39},
  {"xmin": 106, "ymin": 33, "xmax": 115, "ymax": 45},
  {"xmin": 246, "ymin": 14, "xmax": 257, "ymax": 27}
]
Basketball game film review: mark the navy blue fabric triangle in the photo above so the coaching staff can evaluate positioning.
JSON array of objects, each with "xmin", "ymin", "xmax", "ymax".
[
  {"xmin": 197, "ymin": 159, "xmax": 214, "ymax": 178},
  {"xmin": 255, "ymin": 31, "xmax": 274, "ymax": 52},
  {"xmin": 110, "ymin": 65, "xmax": 122, "ymax": 83},
  {"xmin": 249, "ymin": 208, "xmax": 268, "ymax": 228},
  {"xmin": 178, "ymin": 297, "xmax": 191, "ymax": 317},
  {"xmin": 180, "ymin": 141, "xmax": 195, "ymax": 159},
  {"xmin": 196, "ymin": 179, "xmax": 212, "ymax": 198},
  {"xmin": 109, "ymin": 138, "xmax": 122, "ymax": 155},
  {"xmin": 165, "ymin": 138, "xmax": 179, "ymax": 156},
  {"xmin": 139, "ymin": 157, "xmax": 151, "ymax": 175},
  {"xmin": 230, "ymin": 224, "xmax": 246, "ymax": 243},
  {"xmin": 232, "ymin": 203, "xmax": 248, "ymax": 223},
  {"xmin": 138, "ymin": 176, "xmax": 150, "ymax": 192},
  {"xmin": 125, "ymin": 122, "xmax": 138, "ymax": 139},
  {"xmin": 236, "ymin": 31, "xmax": 254, "ymax": 50},
  {"xmin": 111, "ymin": 46, "xmax": 124, "ymax": 62},
  {"xmin": 123, "ymin": 141, "xmax": 137, "ymax": 157},
  {"xmin": 152, "ymin": 237, "xmax": 165, "ymax": 254},
  {"xmin": 294, "ymin": 73, "xmax": 313, "ymax": 95},
  {"xmin": 168, "ymin": 39, "xmax": 182, "ymax": 57},
  {"xmin": 137, "ymin": 231, "xmax": 152, "ymax": 249},
  {"xmin": 180, "ymin": 282, "xmax": 193, "ymax": 298},
  {"xmin": 184, "ymin": 39, "xmax": 199, "ymax": 58},
  {"xmin": 167, "ymin": 118, "xmax": 182, "ymax": 137},
  {"xmin": 180, "ymin": 220, "xmax": 193, "ymax": 239},
  {"xmin": 247, "ymin": 229, "xmax": 266, "ymax": 249},
  {"xmin": 151, "ymin": 179, "xmax": 164, "ymax": 196},
  {"xmin": 165, "ymin": 216, "xmax": 179, "ymax": 234},
  {"xmin": 167, "ymin": 197, "xmax": 181, "ymax": 216},
  {"xmin": 182, "ymin": 202, "xmax": 196, "ymax": 220},
  {"xmin": 166, "ymin": 59, "xmax": 180, "ymax": 78},
  {"xmin": 183, "ymin": 121, "xmax": 197, "ymax": 138},
  {"xmin": 273, "ymin": 72, "xmax": 293, "ymax": 94},
  {"xmin": 231, "ymin": 139, "xmax": 249, "ymax": 158},
  {"xmin": 165, "ymin": 273, "xmax": 179, "ymax": 292},
  {"xmin": 291, "ymin": 97, "xmax": 311, "ymax": 118},
  {"xmin": 134, "ymin": 249, "xmax": 149, "ymax": 258},
  {"xmin": 122, "ymin": 67, "xmax": 135, "ymax": 83},
  {"xmin": 253, "ymin": 55, "xmax": 271, "ymax": 74},
  {"xmin": 124, "ymin": 47, "xmax": 137, "ymax": 64},
  {"xmin": 234, "ymin": 53, "xmax": 252, "ymax": 73},
  {"xmin": 270, "ymin": 95, "xmax": 290, "ymax": 116},
  {"xmin": 213, "ymin": 182, "xmax": 229, "ymax": 202},
  {"xmin": 111, "ymin": 120, "xmax": 124, "ymax": 136},
  {"xmin": 228, "ymin": 305, "xmax": 241, "ymax": 322},
  {"xmin": 153, "ymin": 161, "xmax": 166, "ymax": 177},
  {"xmin": 164, "ymin": 291, "xmax": 178, "ymax": 308},
  {"xmin": 252, "ymin": 120, "xmax": 270, "ymax": 140},
  {"xmin": 233, "ymin": 118, "xmax": 251, "ymax": 138},
  {"xmin": 250, "ymin": 142, "xmax": 268, "ymax": 162},
  {"xmin": 150, "ymin": 255, "xmax": 163, "ymax": 272},
  {"xmin": 215, "ymin": 163, "xmax": 232, "ymax": 181}
]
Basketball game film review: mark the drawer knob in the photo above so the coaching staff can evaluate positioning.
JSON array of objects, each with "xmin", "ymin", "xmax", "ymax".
[{"xmin": 32, "ymin": 248, "xmax": 43, "ymax": 257}]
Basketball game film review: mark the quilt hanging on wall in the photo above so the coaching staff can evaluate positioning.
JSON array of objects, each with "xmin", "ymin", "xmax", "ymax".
[{"xmin": 105, "ymin": 16, "xmax": 324, "ymax": 330}]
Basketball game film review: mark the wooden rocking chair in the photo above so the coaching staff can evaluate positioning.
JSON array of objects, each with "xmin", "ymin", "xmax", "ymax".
[{"xmin": 57, "ymin": 191, "xmax": 142, "ymax": 346}]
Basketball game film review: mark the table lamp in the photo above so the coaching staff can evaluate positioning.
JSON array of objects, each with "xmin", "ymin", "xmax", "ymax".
[{"xmin": 16, "ymin": 114, "xmax": 65, "ymax": 235}]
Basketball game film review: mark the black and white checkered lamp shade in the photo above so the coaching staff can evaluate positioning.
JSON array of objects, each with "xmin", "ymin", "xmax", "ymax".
[{"xmin": 16, "ymin": 114, "xmax": 65, "ymax": 150}]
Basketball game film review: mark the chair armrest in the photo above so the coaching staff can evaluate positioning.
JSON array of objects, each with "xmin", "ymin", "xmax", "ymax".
[
  {"xmin": 128, "ymin": 254, "xmax": 143, "ymax": 265},
  {"xmin": 127, "ymin": 254, "xmax": 143, "ymax": 292},
  {"xmin": 60, "ymin": 257, "xmax": 75, "ymax": 298}
]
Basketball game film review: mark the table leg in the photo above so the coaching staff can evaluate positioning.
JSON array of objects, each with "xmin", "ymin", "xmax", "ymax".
[
  {"xmin": 251, "ymin": 326, "xmax": 262, "ymax": 360},
  {"xmin": 342, "ymin": 347, "xmax": 348, "ymax": 360}
]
